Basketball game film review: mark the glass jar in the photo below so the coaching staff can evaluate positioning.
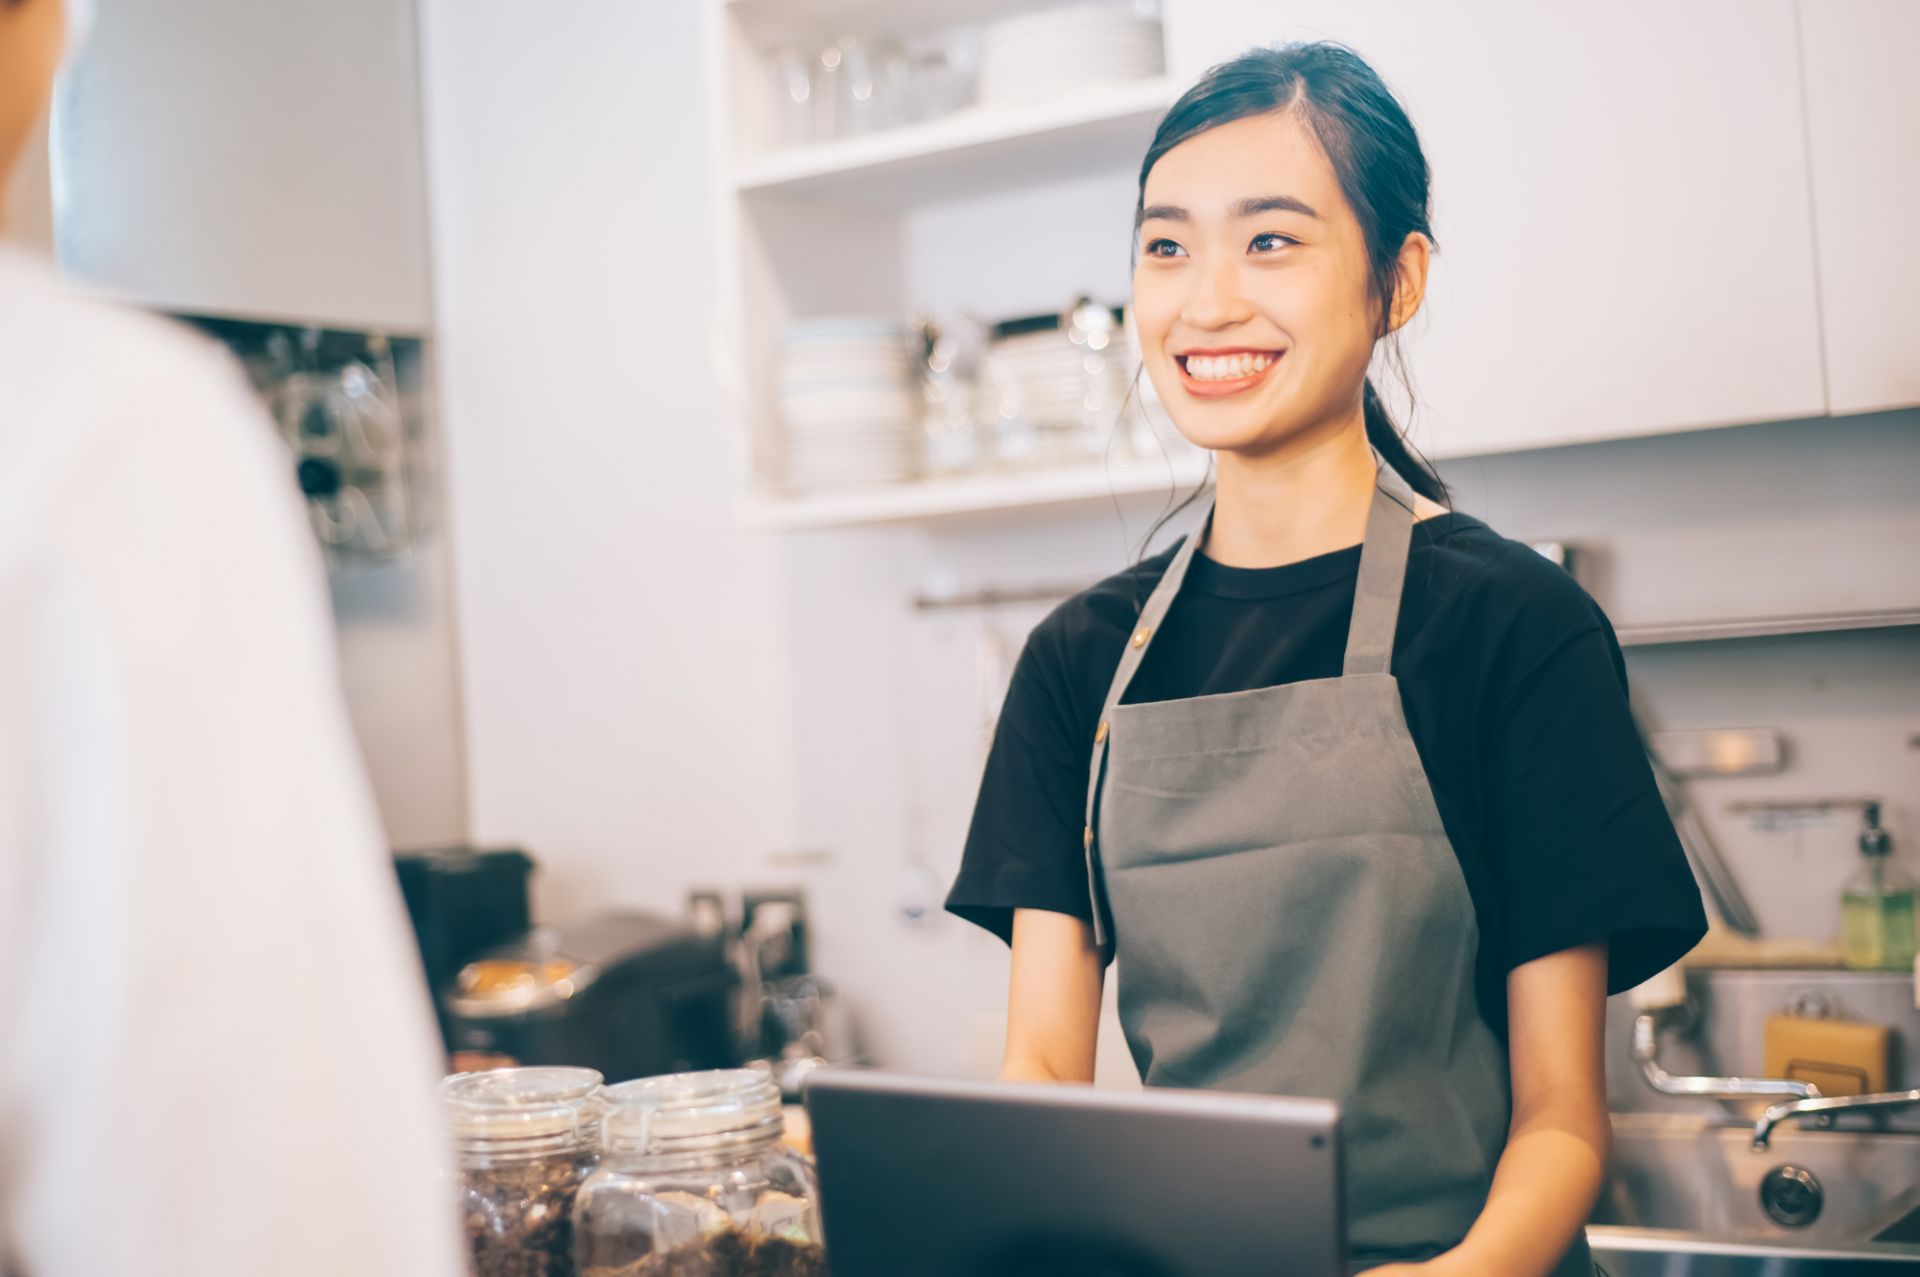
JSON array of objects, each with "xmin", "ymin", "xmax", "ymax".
[
  {"xmin": 573, "ymin": 1067, "xmax": 825, "ymax": 1277},
  {"xmin": 444, "ymin": 1066, "xmax": 603, "ymax": 1277}
]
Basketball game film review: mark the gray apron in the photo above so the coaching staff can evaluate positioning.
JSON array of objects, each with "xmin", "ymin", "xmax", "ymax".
[{"xmin": 1081, "ymin": 464, "xmax": 1595, "ymax": 1276}]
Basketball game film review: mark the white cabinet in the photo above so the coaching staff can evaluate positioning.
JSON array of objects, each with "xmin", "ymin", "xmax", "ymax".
[
  {"xmin": 1797, "ymin": 0, "xmax": 1920, "ymax": 416},
  {"xmin": 707, "ymin": 0, "xmax": 1195, "ymax": 527},
  {"xmin": 52, "ymin": 0, "xmax": 433, "ymax": 332},
  {"xmin": 1163, "ymin": 0, "xmax": 1829, "ymax": 458}
]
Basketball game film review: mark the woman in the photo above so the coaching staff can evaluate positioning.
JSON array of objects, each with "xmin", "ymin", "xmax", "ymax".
[
  {"xmin": 1, "ymin": 3, "xmax": 460, "ymax": 1275},
  {"xmin": 946, "ymin": 43, "xmax": 1707, "ymax": 1277}
]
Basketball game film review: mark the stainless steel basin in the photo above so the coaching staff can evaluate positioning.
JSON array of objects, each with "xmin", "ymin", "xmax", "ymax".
[
  {"xmin": 1586, "ymin": 1113, "xmax": 1920, "ymax": 1273},
  {"xmin": 1590, "ymin": 1228, "xmax": 1920, "ymax": 1274}
]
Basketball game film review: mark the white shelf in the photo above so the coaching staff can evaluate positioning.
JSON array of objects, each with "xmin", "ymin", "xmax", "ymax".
[
  {"xmin": 731, "ymin": 77, "xmax": 1180, "ymax": 207},
  {"xmin": 1616, "ymin": 609, "xmax": 1920, "ymax": 648},
  {"xmin": 724, "ymin": 0, "xmax": 1049, "ymax": 46},
  {"xmin": 742, "ymin": 452, "xmax": 1210, "ymax": 531}
]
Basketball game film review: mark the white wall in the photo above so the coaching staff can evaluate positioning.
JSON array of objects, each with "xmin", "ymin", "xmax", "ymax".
[
  {"xmin": 419, "ymin": 3, "xmax": 1920, "ymax": 1078},
  {"xmin": 417, "ymin": 0, "xmax": 801, "ymax": 923},
  {"xmin": 329, "ymin": 540, "xmax": 469, "ymax": 850}
]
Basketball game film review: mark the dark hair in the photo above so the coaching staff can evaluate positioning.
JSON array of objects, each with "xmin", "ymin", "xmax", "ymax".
[{"xmin": 1134, "ymin": 41, "xmax": 1447, "ymax": 504}]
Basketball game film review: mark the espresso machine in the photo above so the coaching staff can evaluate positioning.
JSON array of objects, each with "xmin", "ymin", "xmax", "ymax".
[{"xmin": 442, "ymin": 911, "xmax": 739, "ymax": 1082}]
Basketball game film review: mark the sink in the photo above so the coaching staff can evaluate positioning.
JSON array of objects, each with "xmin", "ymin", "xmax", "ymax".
[
  {"xmin": 1595, "ymin": 1113, "xmax": 1920, "ymax": 1241},
  {"xmin": 1585, "ymin": 1113, "xmax": 1920, "ymax": 1272}
]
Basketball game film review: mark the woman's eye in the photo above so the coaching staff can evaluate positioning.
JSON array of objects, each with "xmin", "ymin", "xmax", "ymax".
[
  {"xmin": 1250, "ymin": 232, "xmax": 1297, "ymax": 253},
  {"xmin": 1143, "ymin": 238, "xmax": 1186, "ymax": 259}
]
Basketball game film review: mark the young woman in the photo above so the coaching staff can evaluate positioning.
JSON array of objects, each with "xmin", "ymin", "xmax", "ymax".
[{"xmin": 946, "ymin": 43, "xmax": 1706, "ymax": 1277}]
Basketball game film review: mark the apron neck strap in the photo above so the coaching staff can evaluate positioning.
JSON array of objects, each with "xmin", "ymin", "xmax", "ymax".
[
  {"xmin": 1091, "ymin": 498, "xmax": 1214, "ymax": 719},
  {"xmin": 1096, "ymin": 461, "xmax": 1422, "ymax": 713},
  {"xmin": 1342, "ymin": 462, "xmax": 1419, "ymax": 677}
]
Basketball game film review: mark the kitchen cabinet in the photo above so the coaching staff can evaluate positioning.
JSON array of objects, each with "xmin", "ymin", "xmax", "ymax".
[
  {"xmin": 1797, "ymin": 0, "xmax": 1920, "ymax": 416},
  {"xmin": 1163, "ymin": 0, "xmax": 1829, "ymax": 458},
  {"xmin": 707, "ymin": 0, "xmax": 1190, "ymax": 527},
  {"xmin": 52, "ymin": 0, "xmax": 433, "ymax": 332}
]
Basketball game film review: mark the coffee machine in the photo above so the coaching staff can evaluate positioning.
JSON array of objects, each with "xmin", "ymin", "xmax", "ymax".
[
  {"xmin": 393, "ymin": 846, "xmax": 536, "ymax": 1048},
  {"xmin": 442, "ymin": 911, "xmax": 739, "ymax": 1082}
]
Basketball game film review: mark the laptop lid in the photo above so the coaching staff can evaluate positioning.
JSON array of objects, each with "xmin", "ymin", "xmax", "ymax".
[{"xmin": 805, "ymin": 1069, "xmax": 1344, "ymax": 1277}]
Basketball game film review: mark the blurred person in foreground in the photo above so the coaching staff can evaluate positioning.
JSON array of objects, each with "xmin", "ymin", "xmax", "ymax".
[{"xmin": 0, "ymin": 2, "xmax": 463, "ymax": 1274}]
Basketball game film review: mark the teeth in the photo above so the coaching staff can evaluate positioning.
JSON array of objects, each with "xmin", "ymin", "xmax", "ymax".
[{"xmin": 1185, "ymin": 352, "xmax": 1276, "ymax": 381}]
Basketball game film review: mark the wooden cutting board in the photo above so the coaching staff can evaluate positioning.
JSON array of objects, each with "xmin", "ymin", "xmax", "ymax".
[{"xmin": 1765, "ymin": 1014, "xmax": 1892, "ymax": 1095}]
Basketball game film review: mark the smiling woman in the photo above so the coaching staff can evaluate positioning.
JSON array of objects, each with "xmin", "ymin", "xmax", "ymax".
[
  {"xmin": 1130, "ymin": 44, "xmax": 1442, "ymax": 502},
  {"xmin": 948, "ymin": 40, "xmax": 1708, "ymax": 1277}
]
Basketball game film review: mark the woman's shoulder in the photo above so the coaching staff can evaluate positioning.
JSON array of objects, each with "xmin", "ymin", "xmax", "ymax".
[
  {"xmin": 1029, "ymin": 542, "xmax": 1178, "ymax": 663},
  {"xmin": 1011, "ymin": 541, "xmax": 1182, "ymax": 727},
  {"xmin": 1416, "ymin": 511, "xmax": 1614, "ymax": 648}
]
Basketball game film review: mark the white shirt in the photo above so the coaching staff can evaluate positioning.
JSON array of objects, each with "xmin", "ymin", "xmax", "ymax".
[{"xmin": 0, "ymin": 246, "xmax": 463, "ymax": 1277}]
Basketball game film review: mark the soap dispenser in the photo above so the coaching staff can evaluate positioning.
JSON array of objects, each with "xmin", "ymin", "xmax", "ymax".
[{"xmin": 1841, "ymin": 802, "xmax": 1917, "ymax": 970}]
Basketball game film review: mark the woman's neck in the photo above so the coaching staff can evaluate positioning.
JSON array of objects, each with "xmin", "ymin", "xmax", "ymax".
[{"xmin": 1204, "ymin": 418, "xmax": 1380, "ymax": 569}]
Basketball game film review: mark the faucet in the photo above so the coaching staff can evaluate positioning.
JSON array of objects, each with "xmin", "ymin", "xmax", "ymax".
[
  {"xmin": 1752, "ymin": 1089, "xmax": 1920, "ymax": 1150},
  {"xmin": 1627, "ymin": 965, "xmax": 1824, "ymax": 1104},
  {"xmin": 1632, "ymin": 1006, "xmax": 1824, "ymax": 1103}
]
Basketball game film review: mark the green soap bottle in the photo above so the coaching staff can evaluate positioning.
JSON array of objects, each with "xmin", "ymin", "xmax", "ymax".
[{"xmin": 1841, "ymin": 802, "xmax": 1918, "ymax": 971}]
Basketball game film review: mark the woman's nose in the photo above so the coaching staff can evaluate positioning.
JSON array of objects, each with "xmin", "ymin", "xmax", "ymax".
[{"xmin": 1181, "ymin": 257, "xmax": 1254, "ymax": 329}]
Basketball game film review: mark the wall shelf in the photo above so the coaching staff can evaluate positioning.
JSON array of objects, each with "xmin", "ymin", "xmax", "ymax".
[
  {"xmin": 742, "ymin": 452, "xmax": 1209, "ymax": 531},
  {"xmin": 724, "ymin": 0, "xmax": 1068, "ymax": 47},
  {"xmin": 1616, "ymin": 609, "xmax": 1920, "ymax": 648},
  {"xmin": 731, "ymin": 77, "xmax": 1180, "ymax": 208}
]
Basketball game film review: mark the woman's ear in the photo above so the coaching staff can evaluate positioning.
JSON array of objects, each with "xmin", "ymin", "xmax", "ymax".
[{"xmin": 1385, "ymin": 232, "xmax": 1432, "ymax": 333}]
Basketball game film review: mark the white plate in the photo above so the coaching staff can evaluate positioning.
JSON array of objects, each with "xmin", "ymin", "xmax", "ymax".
[
  {"xmin": 985, "ymin": 52, "xmax": 1160, "ymax": 72},
  {"xmin": 985, "ymin": 8, "xmax": 1159, "ymax": 41},
  {"xmin": 778, "ymin": 359, "xmax": 915, "ymax": 378},
  {"xmin": 780, "ymin": 386, "xmax": 916, "ymax": 401},
  {"xmin": 789, "ymin": 452, "xmax": 916, "ymax": 465},
  {"xmin": 787, "ymin": 467, "xmax": 919, "ymax": 484},
  {"xmin": 783, "ymin": 412, "xmax": 919, "ymax": 430},
  {"xmin": 778, "ymin": 354, "xmax": 914, "ymax": 375},
  {"xmin": 780, "ymin": 383, "xmax": 917, "ymax": 399},
  {"xmin": 787, "ymin": 432, "xmax": 918, "ymax": 448},
  {"xmin": 980, "ymin": 64, "xmax": 1162, "ymax": 99},
  {"xmin": 779, "ymin": 374, "xmax": 917, "ymax": 390},
  {"xmin": 983, "ymin": 30, "xmax": 1161, "ymax": 54},
  {"xmin": 785, "ymin": 315, "xmax": 911, "ymax": 338},
  {"xmin": 788, "ymin": 432, "xmax": 918, "ymax": 447},
  {"xmin": 983, "ymin": 34, "xmax": 1161, "ymax": 58},
  {"xmin": 786, "ymin": 429, "xmax": 919, "ymax": 446},
  {"xmin": 981, "ymin": 67, "xmax": 1162, "ymax": 99},
  {"xmin": 982, "ymin": 56, "xmax": 1163, "ymax": 81}
]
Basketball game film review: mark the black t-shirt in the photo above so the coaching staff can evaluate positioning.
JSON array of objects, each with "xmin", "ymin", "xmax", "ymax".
[{"xmin": 946, "ymin": 510, "xmax": 1707, "ymax": 1038}]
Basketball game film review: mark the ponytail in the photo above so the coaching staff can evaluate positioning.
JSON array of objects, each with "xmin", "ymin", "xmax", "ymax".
[{"xmin": 1362, "ymin": 377, "xmax": 1447, "ymax": 504}]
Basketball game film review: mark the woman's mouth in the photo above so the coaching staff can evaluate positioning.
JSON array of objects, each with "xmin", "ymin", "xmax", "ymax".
[{"xmin": 1175, "ymin": 350, "xmax": 1282, "ymax": 398}]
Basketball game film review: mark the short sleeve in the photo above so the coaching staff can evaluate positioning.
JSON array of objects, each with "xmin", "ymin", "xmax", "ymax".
[
  {"xmin": 1484, "ymin": 622, "xmax": 1708, "ymax": 993},
  {"xmin": 945, "ymin": 629, "xmax": 1100, "ymax": 943}
]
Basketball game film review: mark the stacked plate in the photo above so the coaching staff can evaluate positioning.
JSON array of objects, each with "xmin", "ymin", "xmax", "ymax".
[
  {"xmin": 983, "ymin": 307, "xmax": 1133, "ymax": 465},
  {"xmin": 978, "ymin": 4, "xmax": 1165, "ymax": 105},
  {"xmin": 777, "ymin": 317, "xmax": 921, "ymax": 494}
]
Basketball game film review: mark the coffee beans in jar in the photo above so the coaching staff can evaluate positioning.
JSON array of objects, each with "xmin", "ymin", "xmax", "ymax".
[
  {"xmin": 444, "ymin": 1066, "xmax": 604, "ymax": 1277},
  {"xmin": 573, "ymin": 1068, "xmax": 827, "ymax": 1277},
  {"xmin": 580, "ymin": 1223, "xmax": 826, "ymax": 1276}
]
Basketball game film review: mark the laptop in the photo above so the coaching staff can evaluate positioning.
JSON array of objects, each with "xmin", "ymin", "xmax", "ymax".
[{"xmin": 804, "ymin": 1069, "xmax": 1345, "ymax": 1277}]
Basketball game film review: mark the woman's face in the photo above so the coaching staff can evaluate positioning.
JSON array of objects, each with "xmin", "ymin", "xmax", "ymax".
[{"xmin": 1131, "ymin": 109, "xmax": 1388, "ymax": 458}]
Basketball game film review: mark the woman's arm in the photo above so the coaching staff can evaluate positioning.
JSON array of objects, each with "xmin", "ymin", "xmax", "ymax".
[
  {"xmin": 1405, "ymin": 941, "xmax": 1611, "ymax": 1276},
  {"xmin": 999, "ymin": 907, "xmax": 1106, "ymax": 1083}
]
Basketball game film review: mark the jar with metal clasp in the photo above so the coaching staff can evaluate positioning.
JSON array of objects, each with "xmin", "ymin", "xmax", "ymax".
[
  {"xmin": 572, "ymin": 1066, "xmax": 825, "ymax": 1277},
  {"xmin": 445, "ymin": 1065, "xmax": 604, "ymax": 1277}
]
